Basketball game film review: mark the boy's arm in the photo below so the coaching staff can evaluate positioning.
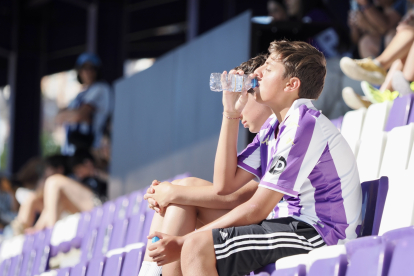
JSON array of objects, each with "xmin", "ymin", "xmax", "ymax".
[
  {"xmin": 145, "ymin": 180, "xmax": 259, "ymax": 211},
  {"xmin": 213, "ymin": 71, "xmax": 256, "ymax": 195}
]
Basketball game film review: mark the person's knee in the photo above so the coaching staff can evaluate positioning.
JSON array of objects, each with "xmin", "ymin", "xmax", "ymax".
[
  {"xmin": 44, "ymin": 174, "xmax": 66, "ymax": 192},
  {"xmin": 174, "ymin": 177, "xmax": 212, "ymax": 187},
  {"xmin": 182, "ymin": 231, "xmax": 214, "ymax": 262}
]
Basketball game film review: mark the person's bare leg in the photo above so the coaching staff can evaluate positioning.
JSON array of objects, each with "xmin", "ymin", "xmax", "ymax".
[
  {"xmin": 403, "ymin": 42, "xmax": 414, "ymax": 82},
  {"xmin": 12, "ymin": 192, "xmax": 44, "ymax": 234},
  {"xmin": 380, "ymin": 59, "xmax": 403, "ymax": 91},
  {"xmin": 181, "ymin": 230, "xmax": 218, "ymax": 276},
  {"xmin": 31, "ymin": 175, "xmax": 95, "ymax": 230},
  {"xmin": 376, "ymin": 28, "xmax": 414, "ymax": 69}
]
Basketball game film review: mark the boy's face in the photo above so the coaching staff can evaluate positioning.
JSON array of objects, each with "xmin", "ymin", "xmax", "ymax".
[
  {"xmin": 240, "ymin": 93, "xmax": 272, "ymax": 133},
  {"xmin": 253, "ymin": 53, "xmax": 287, "ymax": 105}
]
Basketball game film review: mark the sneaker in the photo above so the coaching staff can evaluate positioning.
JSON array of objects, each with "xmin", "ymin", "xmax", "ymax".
[
  {"xmin": 361, "ymin": 81, "xmax": 399, "ymax": 103},
  {"xmin": 340, "ymin": 57, "xmax": 387, "ymax": 85},
  {"xmin": 342, "ymin": 87, "xmax": 372, "ymax": 109},
  {"xmin": 392, "ymin": 70, "xmax": 413, "ymax": 96}
]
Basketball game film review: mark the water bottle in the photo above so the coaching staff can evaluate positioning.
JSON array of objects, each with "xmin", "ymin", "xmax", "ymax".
[
  {"xmin": 152, "ymin": 236, "xmax": 160, "ymax": 243},
  {"xmin": 210, "ymin": 73, "xmax": 258, "ymax": 92}
]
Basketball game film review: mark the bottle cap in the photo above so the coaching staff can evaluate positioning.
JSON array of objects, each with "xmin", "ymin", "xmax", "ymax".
[{"xmin": 152, "ymin": 236, "xmax": 160, "ymax": 243}]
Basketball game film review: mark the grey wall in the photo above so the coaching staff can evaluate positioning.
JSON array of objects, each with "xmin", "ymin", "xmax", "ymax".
[{"xmin": 110, "ymin": 11, "xmax": 251, "ymax": 199}]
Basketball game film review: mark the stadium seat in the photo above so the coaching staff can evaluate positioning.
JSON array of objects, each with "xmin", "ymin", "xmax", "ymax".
[
  {"xmin": 271, "ymin": 265, "xmax": 306, "ymax": 276},
  {"xmin": 85, "ymin": 258, "xmax": 105, "ymax": 276},
  {"xmin": 275, "ymin": 254, "xmax": 309, "ymax": 270},
  {"xmin": 379, "ymin": 124, "xmax": 414, "ymax": 177},
  {"xmin": 360, "ymin": 102, "xmax": 392, "ymax": 141},
  {"xmin": 140, "ymin": 206, "xmax": 155, "ymax": 244},
  {"xmin": 0, "ymin": 234, "xmax": 25, "ymax": 261},
  {"xmin": 56, "ymin": 267, "xmax": 70, "ymax": 276},
  {"xmin": 108, "ymin": 197, "xmax": 131, "ymax": 251},
  {"xmin": 307, "ymin": 254, "xmax": 347, "ymax": 276},
  {"xmin": 92, "ymin": 201, "xmax": 116, "ymax": 260},
  {"xmin": 307, "ymin": 245, "xmax": 346, "ymax": 270},
  {"xmin": 50, "ymin": 213, "xmax": 80, "ymax": 257},
  {"xmin": 31, "ymin": 228, "xmax": 53, "ymax": 276},
  {"xmin": 102, "ymin": 250, "xmax": 124, "ymax": 276},
  {"xmin": 385, "ymin": 94, "xmax": 414, "ymax": 132},
  {"xmin": 341, "ymin": 108, "xmax": 366, "ymax": 155},
  {"xmin": 79, "ymin": 207, "xmax": 104, "ymax": 264},
  {"xmin": 387, "ymin": 236, "xmax": 414, "ymax": 276},
  {"xmin": 119, "ymin": 243, "xmax": 145, "ymax": 276},
  {"xmin": 356, "ymin": 132, "xmax": 387, "ymax": 182},
  {"xmin": 379, "ymin": 170, "xmax": 414, "ymax": 235},
  {"xmin": 344, "ymin": 235, "xmax": 382, "ymax": 259},
  {"xmin": 344, "ymin": 242, "xmax": 392, "ymax": 276},
  {"xmin": 359, "ymin": 177, "xmax": 388, "ymax": 237},
  {"xmin": 124, "ymin": 191, "xmax": 146, "ymax": 246},
  {"xmin": 19, "ymin": 233, "xmax": 38, "ymax": 276},
  {"xmin": 69, "ymin": 263, "xmax": 87, "ymax": 276},
  {"xmin": 71, "ymin": 211, "xmax": 91, "ymax": 249}
]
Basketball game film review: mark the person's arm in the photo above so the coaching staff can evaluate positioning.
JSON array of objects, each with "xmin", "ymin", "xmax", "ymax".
[
  {"xmin": 356, "ymin": 0, "xmax": 394, "ymax": 34},
  {"xmin": 56, "ymin": 104, "xmax": 94, "ymax": 124},
  {"xmin": 144, "ymin": 180, "xmax": 259, "ymax": 211},
  {"xmin": 213, "ymin": 71, "xmax": 256, "ymax": 195}
]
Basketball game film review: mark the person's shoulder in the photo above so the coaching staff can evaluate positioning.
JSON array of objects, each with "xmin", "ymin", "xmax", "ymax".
[{"xmin": 89, "ymin": 81, "xmax": 112, "ymax": 93}]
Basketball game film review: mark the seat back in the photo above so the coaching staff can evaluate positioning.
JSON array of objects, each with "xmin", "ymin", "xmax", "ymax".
[
  {"xmin": 379, "ymin": 170, "xmax": 414, "ymax": 235},
  {"xmin": 71, "ymin": 211, "xmax": 92, "ymax": 249},
  {"xmin": 307, "ymin": 255, "xmax": 347, "ymax": 276},
  {"xmin": 85, "ymin": 258, "xmax": 105, "ymax": 276},
  {"xmin": 92, "ymin": 201, "xmax": 116, "ymax": 260},
  {"xmin": 0, "ymin": 235, "xmax": 25, "ymax": 262},
  {"xmin": 275, "ymin": 254, "xmax": 309, "ymax": 270},
  {"xmin": 124, "ymin": 192, "xmax": 146, "ymax": 246},
  {"xmin": 80, "ymin": 207, "xmax": 104, "ymax": 264},
  {"xmin": 140, "ymin": 207, "xmax": 155, "ymax": 244},
  {"xmin": 341, "ymin": 108, "xmax": 366, "ymax": 155},
  {"xmin": 306, "ymin": 245, "xmax": 346, "ymax": 271},
  {"xmin": 387, "ymin": 236, "xmax": 414, "ymax": 276},
  {"xmin": 56, "ymin": 267, "xmax": 70, "ymax": 276},
  {"xmin": 50, "ymin": 213, "xmax": 80, "ymax": 257},
  {"xmin": 271, "ymin": 265, "xmax": 306, "ymax": 276},
  {"xmin": 31, "ymin": 228, "xmax": 53, "ymax": 276},
  {"xmin": 356, "ymin": 132, "xmax": 387, "ymax": 182},
  {"xmin": 385, "ymin": 94, "xmax": 414, "ymax": 131},
  {"xmin": 120, "ymin": 243, "xmax": 145, "ymax": 276},
  {"xmin": 360, "ymin": 102, "xmax": 392, "ymax": 141},
  {"xmin": 379, "ymin": 124, "xmax": 414, "ymax": 177},
  {"xmin": 102, "ymin": 252, "xmax": 124, "ymax": 276},
  {"xmin": 108, "ymin": 197, "xmax": 131, "ymax": 251},
  {"xmin": 359, "ymin": 177, "xmax": 388, "ymax": 237}
]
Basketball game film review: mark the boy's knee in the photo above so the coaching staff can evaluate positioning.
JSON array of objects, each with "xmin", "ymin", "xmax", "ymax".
[
  {"xmin": 44, "ymin": 174, "xmax": 66, "ymax": 191},
  {"xmin": 182, "ymin": 231, "xmax": 214, "ymax": 258},
  {"xmin": 174, "ymin": 177, "xmax": 211, "ymax": 187}
]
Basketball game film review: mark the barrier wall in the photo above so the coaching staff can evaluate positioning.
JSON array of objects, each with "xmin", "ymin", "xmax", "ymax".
[{"xmin": 110, "ymin": 11, "xmax": 251, "ymax": 198}]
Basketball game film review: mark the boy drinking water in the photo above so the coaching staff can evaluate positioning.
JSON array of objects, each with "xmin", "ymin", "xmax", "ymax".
[{"xmin": 148, "ymin": 40, "xmax": 362, "ymax": 276}]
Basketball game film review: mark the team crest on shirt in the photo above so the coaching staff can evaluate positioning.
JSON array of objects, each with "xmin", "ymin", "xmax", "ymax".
[{"xmin": 269, "ymin": 156, "xmax": 287, "ymax": 175}]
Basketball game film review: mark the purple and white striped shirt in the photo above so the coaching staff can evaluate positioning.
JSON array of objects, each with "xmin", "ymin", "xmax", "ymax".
[{"xmin": 237, "ymin": 99, "xmax": 362, "ymax": 245}]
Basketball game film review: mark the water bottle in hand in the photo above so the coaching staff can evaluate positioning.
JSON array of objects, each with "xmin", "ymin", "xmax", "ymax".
[
  {"xmin": 210, "ymin": 73, "xmax": 258, "ymax": 92},
  {"xmin": 152, "ymin": 236, "xmax": 160, "ymax": 243}
]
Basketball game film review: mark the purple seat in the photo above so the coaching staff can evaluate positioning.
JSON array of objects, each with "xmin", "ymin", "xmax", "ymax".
[
  {"xmin": 140, "ymin": 206, "xmax": 155, "ymax": 243},
  {"xmin": 31, "ymin": 228, "xmax": 53, "ymax": 276},
  {"xmin": 331, "ymin": 116, "xmax": 344, "ymax": 131},
  {"xmin": 19, "ymin": 232, "xmax": 42, "ymax": 276},
  {"xmin": 345, "ymin": 242, "xmax": 393, "ymax": 276},
  {"xmin": 359, "ymin": 177, "xmax": 388, "ymax": 237},
  {"xmin": 79, "ymin": 207, "xmax": 104, "ymax": 264},
  {"xmin": 91, "ymin": 201, "xmax": 116, "ymax": 260},
  {"xmin": 85, "ymin": 258, "xmax": 105, "ymax": 276},
  {"xmin": 119, "ymin": 246, "xmax": 145, "ymax": 276},
  {"xmin": 385, "ymin": 94, "xmax": 414, "ymax": 131},
  {"xmin": 124, "ymin": 192, "xmax": 146, "ymax": 246},
  {"xmin": 387, "ymin": 236, "xmax": 414, "ymax": 276},
  {"xmin": 1, "ymin": 258, "xmax": 11, "ymax": 276},
  {"xmin": 408, "ymin": 94, "xmax": 414, "ymax": 124},
  {"xmin": 57, "ymin": 267, "xmax": 71, "ymax": 276},
  {"xmin": 7, "ymin": 256, "xmax": 21, "ymax": 276},
  {"xmin": 70, "ymin": 263, "xmax": 87, "ymax": 276},
  {"xmin": 108, "ymin": 197, "xmax": 131, "ymax": 251},
  {"xmin": 308, "ymin": 255, "xmax": 347, "ymax": 276},
  {"xmin": 102, "ymin": 253, "xmax": 124, "ymax": 276},
  {"xmin": 271, "ymin": 265, "xmax": 306, "ymax": 276},
  {"xmin": 345, "ymin": 236, "xmax": 382, "ymax": 260},
  {"xmin": 70, "ymin": 211, "xmax": 92, "ymax": 249},
  {"xmin": 381, "ymin": 226, "xmax": 414, "ymax": 244}
]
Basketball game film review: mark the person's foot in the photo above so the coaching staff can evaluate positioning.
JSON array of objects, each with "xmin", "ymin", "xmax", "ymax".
[
  {"xmin": 361, "ymin": 81, "xmax": 399, "ymax": 104},
  {"xmin": 392, "ymin": 70, "xmax": 414, "ymax": 96},
  {"xmin": 340, "ymin": 57, "xmax": 387, "ymax": 85},
  {"xmin": 342, "ymin": 87, "xmax": 372, "ymax": 109}
]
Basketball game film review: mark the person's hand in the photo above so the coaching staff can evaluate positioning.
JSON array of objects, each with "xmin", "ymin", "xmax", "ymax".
[
  {"xmin": 144, "ymin": 181, "xmax": 173, "ymax": 215},
  {"xmin": 145, "ymin": 180, "xmax": 163, "ymax": 214},
  {"xmin": 221, "ymin": 70, "xmax": 249, "ymax": 117},
  {"xmin": 148, "ymin": 232, "xmax": 185, "ymax": 266},
  {"xmin": 355, "ymin": 0, "xmax": 369, "ymax": 6}
]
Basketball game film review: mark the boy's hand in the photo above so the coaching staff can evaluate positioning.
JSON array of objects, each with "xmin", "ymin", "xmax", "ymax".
[
  {"xmin": 148, "ymin": 232, "xmax": 185, "ymax": 266},
  {"xmin": 144, "ymin": 182, "xmax": 173, "ymax": 215},
  {"xmin": 221, "ymin": 70, "xmax": 249, "ymax": 117},
  {"xmin": 145, "ymin": 180, "xmax": 164, "ymax": 214}
]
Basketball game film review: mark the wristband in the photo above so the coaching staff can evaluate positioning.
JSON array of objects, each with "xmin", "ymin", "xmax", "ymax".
[{"xmin": 223, "ymin": 112, "xmax": 241, "ymax": 120}]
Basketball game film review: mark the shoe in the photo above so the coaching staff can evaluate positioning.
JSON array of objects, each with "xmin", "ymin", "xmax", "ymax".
[
  {"xmin": 340, "ymin": 57, "xmax": 387, "ymax": 85},
  {"xmin": 392, "ymin": 70, "xmax": 413, "ymax": 96},
  {"xmin": 342, "ymin": 87, "xmax": 372, "ymax": 109},
  {"xmin": 361, "ymin": 81, "xmax": 399, "ymax": 103}
]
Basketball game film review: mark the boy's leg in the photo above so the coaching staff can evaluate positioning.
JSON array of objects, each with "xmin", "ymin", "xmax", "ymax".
[{"xmin": 182, "ymin": 217, "xmax": 326, "ymax": 276}]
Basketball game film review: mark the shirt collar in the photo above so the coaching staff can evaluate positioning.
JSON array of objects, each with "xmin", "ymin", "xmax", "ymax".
[{"xmin": 281, "ymin": 98, "xmax": 314, "ymax": 125}]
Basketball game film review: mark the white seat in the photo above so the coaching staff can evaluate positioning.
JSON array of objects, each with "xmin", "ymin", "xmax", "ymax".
[
  {"xmin": 0, "ymin": 235, "xmax": 25, "ymax": 262},
  {"xmin": 379, "ymin": 170, "xmax": 414, "ymax": 235},
  {"xmin": 341, "ymin": 108, "xmax": 366, "ymax": 156},
  {"xmin": 407, "ymin": 137, "xmax": 414, "ymax": 172},
  {"xmin": 379, "ymin": 124, "xmax": 414, "ymax": 178},
  {"xmin": 275, "ymin": 254, "xmax": 309, "ymax": 270},
  {"xmin": 356, "ymin": 132, "xmax": 387, "ymax": 182},
  {"xmin": 50, "ymin": 213, "xmax": 80, "ymax": 248},
  {"xmin": 306, "ymin": 245, "xmax": 346, "ymax": 271},
  {"xmin": 360, "ymin": 102, "xmax": 392, "ymax": 141}
]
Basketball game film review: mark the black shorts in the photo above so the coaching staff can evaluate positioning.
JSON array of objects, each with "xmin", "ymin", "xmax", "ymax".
[{"xmin": 212, "ymin": 217, "xmax": 326, "ymax": 276}]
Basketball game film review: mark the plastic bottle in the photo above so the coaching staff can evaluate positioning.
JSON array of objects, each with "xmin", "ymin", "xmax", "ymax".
[
  {"xmin": 152, "ymin": 236, "xmax": 160, "ymax": 243},
  {"xmin": 210, "ymin": 73, "xmax": 258, "ymax": 92}
]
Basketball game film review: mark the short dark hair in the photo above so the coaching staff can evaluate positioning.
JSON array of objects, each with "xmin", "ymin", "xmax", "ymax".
[
  {"xmin": 44, "ymin": 154, "xmax": 69, "ymax": 175},
  {"xmin": 69, "ymin": 149, "xmax": 95, "ymax": 170},
  {"xmin": 76, "ymin": 63, "xmax": 102, "ymax": 84},
  {"xmin": 234, "ymin": 54, "xmax": 268, "ymax": 74},
  {"xmin": 268, "ymin": 40, "xmax": 326, "ymax": 99}
]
